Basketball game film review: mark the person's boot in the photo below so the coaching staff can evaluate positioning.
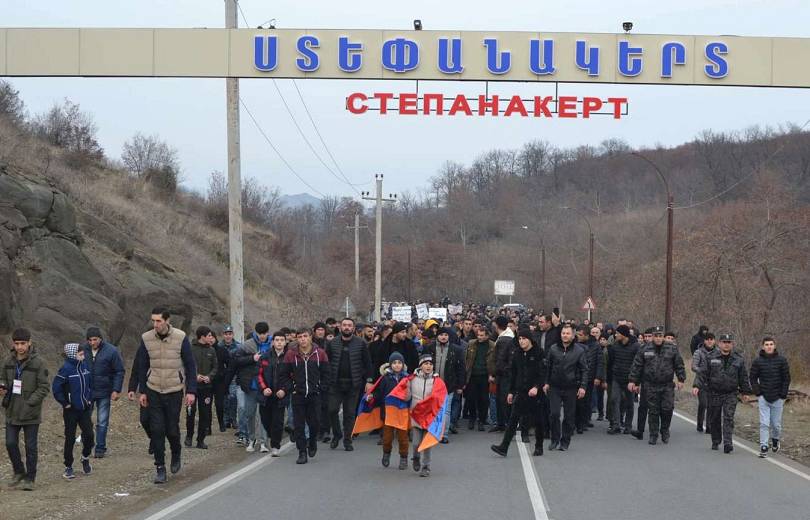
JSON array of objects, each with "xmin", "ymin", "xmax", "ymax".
[
  {"xmin": 412, "ymin": 455, "xmax": 421, "ymax": 472},
  {"xmin": 533, "ymin": 443, "xmax": 544, "ymax": 456},
  {"xmin": 330, "ymin": 433, "xmax": 342, "ymax": 450},
  {"xmin": 196, "ymin": 439, "xmax": 208, "ymax": 449},
  {"xmin": 398, "ymin": 456, "xmax": 408, "ymax": 470},
  {"xmin": 724, "ymin": 445, "xmax": 733, "ymax": 454},
  {"xmin": 154, "ymin": 466, "xmax": 167, "ymax": 484},
  {"xmin": 308, "ymin": 443, "xmax": 318, "ymax": 458},
  {"xmin": 648, "ymin": 434, "xmax": 658, "ymax": 445},
  {"xmin": 170, "ymin": 453, "xmax": 181, "ymax": 474},
  {"xmin": 661, "ymin": 430, "xmax": 670, "ymax": 444},
  {"xmin": 382, "ymin": 452, "xmax": 391, "ymax": 467},
  {"xmin": 711, "ymin": 442, "xmax": 719, "ymax": 450},
  {"xmin": 631, "ymin": 430, "xmax": 644, "ymax": 440},
  {"xmin": 296, "ymin": 450, "xmax": 308, "ymax": 464},
  {"xmin": 184, "ymin": 435, "xmax": 192, "ymax": 447},
  {"xmin": 344, "ymin": 439, "xmax": 354, "ymax": 452},
  {"xmin": 491, "ymin": 428, "xmax": 515, "ymax": 457}
]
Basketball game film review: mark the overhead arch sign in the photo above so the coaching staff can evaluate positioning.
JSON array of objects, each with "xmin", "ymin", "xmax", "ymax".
[{"xmin": 1, "ymin": 28, "xmax": 809, "ymax": 87}]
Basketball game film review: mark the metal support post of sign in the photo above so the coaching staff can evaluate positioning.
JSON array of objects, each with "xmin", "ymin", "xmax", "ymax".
[{"xmin": 225, "ymin": 0, "xmax": 244, "ymax": 342}]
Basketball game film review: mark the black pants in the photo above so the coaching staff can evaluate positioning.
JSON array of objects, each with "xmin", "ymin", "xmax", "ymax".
[
  {"xmin": 147, "ymin": 389, "xmax": 183, "ymax": 467},
  {"xmin": 319, "ymin": 394, "xmax": 331, "ymax": 437},
  {"xmin": 328, "ymin": 385, "xmax": 361, "ymax": 441},
  {"xmin": 63, "ymin": 408, "xmax": 94, "ymax": 467},
  {"xmin": 259, "ymin": 401, "xmax": 285, "ymax": 449},
  {"xmin": 496, "ymin": 377, "xmax": 512, "ymax": 427},
  {"xmin": 549, "ymin": 387, "xmax": 577, "ymax": 444},
  {"xmin": 466, "ymin": 375, "xmax": 489, "ymax": 424},
  {"xmin": 293, "ymin": 393, "xmax": 320, "ymax": 451},
  {"xmin": 506, "ymin": 394, "xmax": 546, "ymax": 445},
  {"xmin": 186, "ymin": 388, "xmax": 212, "ymax": 442},
  {"xmin": 636, "ymin": 384, "xmax": 649, "ymax": 432},
  {"xmin": 213, "ymin": 381, "xmax": 228, "ymax": 429},
  {"xmin": 5, "ymin": 423, "xmax": 39, "ymax": 481},
  {"xmin": 697, "ymin": 389, "xmax": 709, "ymax": 430},
  {"xmin": 575, "ymin": 382, "xmax": 594, "ymax": 429}
]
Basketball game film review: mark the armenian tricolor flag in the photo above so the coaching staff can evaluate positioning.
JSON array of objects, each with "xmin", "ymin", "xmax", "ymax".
[
  {"xmin": 384, "ymin": 375, "xmax": 414, "ymax": 431},
  {"xmin": 412, "ymin": 377, "xmax": 449, "ymax": 452},
  {"xmin": 352, "ymin": 376, "xmax": 384, "ymax": 435}
]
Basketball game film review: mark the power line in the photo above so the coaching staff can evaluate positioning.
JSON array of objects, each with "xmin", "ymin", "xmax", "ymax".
[
  {"xmin": 290, "ymin": 79, "xmax": 370, "ymax": 187},
  {"xmin": 675, "ymin": 117, "xmax": 810, "ymax": 210},
  {"xmin": 240, "ymin": 97, "xmax": 326, "ymax": 198},
  {"xmin": 236, "ymin": 1, "xmax": 250, "ymax": 28},
  {"xmin": 271, "ymin": 79, "xmax": 361, "ymax": 195}
]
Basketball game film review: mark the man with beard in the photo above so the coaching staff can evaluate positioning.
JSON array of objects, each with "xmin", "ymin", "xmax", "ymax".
[
  {"xmin": 543, "ymin": 324, "xmax": 588, "ymax": 451},
  {"xmin": 606, "ymin": 325, "xmax": 640, "ymax": 435}
]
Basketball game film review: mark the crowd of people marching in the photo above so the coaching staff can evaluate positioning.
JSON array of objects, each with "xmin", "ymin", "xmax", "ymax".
[{"xmin": 0, "ymin": 302, "xmax": 792, "ymax": 488}]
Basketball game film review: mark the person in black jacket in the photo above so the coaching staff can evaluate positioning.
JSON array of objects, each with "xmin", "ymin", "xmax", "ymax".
[
  {"xmin": 325, "ymin": 318, "xmax": 374, "ymax": 451},
  {"xmin": 492, "ymin": 316, "xmax": 515, "ymax": 433},
  {"xmin": 693, "ymin": 333, "xmax": 752, "ymax": 453},
  {"xmin": 257, "ymin": 333, "xmax": 289, "ymax": 457},
  {"xmin": 606, "ymin": 325, "xmax": 640, "ymax": 434},
  {"xmin": 690, "ymin": 325, "xmax": 709, "ymax": 356},
  {"xmin": 491, "ymin": 328, "xmax": 546, "ymax": 457},
  {"xmin": 628, "ymin": 326, "xmax": 686, "ymax": 445},
  {"xmin": 575, "ymin": 325, "xmax": 605, "ymax": 433},
  {"xmin": 749, "ymin": 336, "xmax": 790, "ymax": 457},
  {"xmin": 543, "ymin": 324, "xmax": 588, "ymax": 451},
  {"xmin": 431, "ymin": 328, "xmax": 466, "ymax": 440},
  {"xmin": 212, "ymin": 331, "xmax": 231, "ymax": 433}
]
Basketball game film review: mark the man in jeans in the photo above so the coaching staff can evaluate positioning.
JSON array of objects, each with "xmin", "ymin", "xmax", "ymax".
[
  {"xmin": 1, "ymin": 328, "xmax": 50, "ymax": 490},
  {"xmin": 82, "ymin": 327, "xmax": 125, "ymax": 458},
  {"xmin": 606, "ymin": 325, "xmax": 640, "ymax": 435},
  {"xmin": 232, "ymin": 322, "xmax": 272, "ymax": 453},
  {"xmin": 749, "ymin": 336, "xmax": 791, "ymax": 457}
]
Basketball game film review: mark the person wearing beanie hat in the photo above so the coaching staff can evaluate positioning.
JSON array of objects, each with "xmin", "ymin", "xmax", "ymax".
[
  {"xmin": 606, "ymin": 325, "xmax": 640, "ymax": 435},
  {"xmin": 373, "ymin": 350, "xmax": 410, "ymax": 469},
  {"xmin": 232, "ymin": 322, "xmax": 273, "ymax": 454},
  {"xmin": 691, "ymin": 333, "xmax": 716, "ymax": 433},
  {"xmin": 312, "ymin": 322, "xmax": 328, "ymax": 349},
  {"xmin": 2, "ymin": 328, "xmax": 50, "ymax": 489},
  {"xmin": 53, "ymin": 344, "xmax": 95, "ymax": 479},
  {"xmin": 81, "ymin": 326, "xmax": 125, "ymax": 459}
]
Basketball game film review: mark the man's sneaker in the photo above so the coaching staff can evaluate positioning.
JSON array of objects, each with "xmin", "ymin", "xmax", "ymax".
[
  {"xmin": 63, "ymin": 467, "xmax": 76, "ymax": 480},
  {"xmin": 154, "ymin": 466, "xmax": 167, "ymax": 484},
  {"xmin": 80, "ymin": 456, "xmax": 92, "ymax": 475},
  {"xmin": 398, "ymin": 456, "xmax": 408, "ymax": 470},
  {"xmin": 724, "ymin": 445, "xmax": 733, "ymax": 454},
  {"xmin": 760, "ymin": 445, "xmax": 769, "ymax": 458},
  {"xmin": 20, "ymin": 479, "xmax": 34, "ymax": 491},
  {"xmin": 271, "ymin": 448, "xmax": 280, "ymax": 457},
  {"xmin": 419, "ymin": 465, "xmax": 430, "ymax": 477},
  {"xmin": 772, "ymin": 439, "xmax": 780, "ymax": 453},
  {"xmin": 259, "ymin": 442, "xmax": 269, "ymax": 453},
  {"xmin": 235, "ymin": 436, "xmax": 246, "ymax": 446},
  {"xmin": 93, "ymin": 451, "xmax": 105, "ymax": 459},
  {"xmin": 8, "ymin": 473, "xmax": 24, "ymax": 488},
  {"xmin": 245, "ymin": 440, "xmax": 256, "ymax": 453}
]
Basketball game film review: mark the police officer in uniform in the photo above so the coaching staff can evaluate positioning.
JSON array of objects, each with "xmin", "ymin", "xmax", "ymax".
[
  {"xmin": 628, "ymin": 326, "xmax": 685, "ymax": 445},
  {"xmin": 631, "ymin": 328, "xmax": 654, "ymax": 440},
  {"xmin": 692, "ymin": 333, "xmax": 752, "ymax": 453}
]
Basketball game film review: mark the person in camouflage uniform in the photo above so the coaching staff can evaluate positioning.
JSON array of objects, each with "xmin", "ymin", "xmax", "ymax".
[
  {"xmin": 692, "ymin": 333, "xmax": 752, "ymax": 453},
  {"xmin": 628, "ymin": 326, "xmax": 686, "ymax": 445}
]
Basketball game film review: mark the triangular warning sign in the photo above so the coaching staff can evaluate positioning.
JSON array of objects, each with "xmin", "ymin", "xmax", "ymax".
[{"xmin": 581, "ymin": 297, "xmax": 596, "ymax": 311}]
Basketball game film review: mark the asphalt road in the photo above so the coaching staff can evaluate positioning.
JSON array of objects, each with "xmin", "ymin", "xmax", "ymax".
[{"xmin": 133, "ymin": 409, "xmax": 810, "ymax": 520}]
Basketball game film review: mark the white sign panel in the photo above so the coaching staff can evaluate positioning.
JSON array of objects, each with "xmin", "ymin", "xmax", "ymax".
[
  {"xmin": 391, "ymin": 306, "xmax": 412, "ymax": 322},
  {"xmin": 416, "ymin": 303, "xmax": 429, "ymax": 320},
  {"xmin": 428, "ymin": 308, "xmax": 448, "ymax": 321},
  {"xmin": 494, "ymin": 280, "xmax": 515, "ymax": 296},
  {"xmin": 447, "ymin": 304, "xmax": 463, "ymax": 315}
]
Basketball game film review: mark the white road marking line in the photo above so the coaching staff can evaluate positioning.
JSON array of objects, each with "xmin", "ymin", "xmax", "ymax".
[
  {"xmin": 517, "ymin": 440, "xmax": 551, "ymax": 520},
  {"xmin": 672, "ymin": 410, "xmax": 810, "ymax": 482},
  {"xmin": 142, "ymin": 441, "xmax": 296, "ymax": 520}
]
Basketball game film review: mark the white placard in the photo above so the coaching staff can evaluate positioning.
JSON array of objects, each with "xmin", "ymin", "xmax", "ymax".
[
  {"xmin": 428, "ymin": 308, "xmax": 448, "ymax": 321},
  {"xmin": 391, "ymin": 306, "xmax": 412, "ymax": 322},
  {"xmin": 416, "ymin": 303, "xmax": 429, "ymax": 320},
  {"xmin": 494, "ymin": 280, "xmax": 515, "ymax": 296},
  {"xmin": 447, "ymin": 304, "xmax": 463, "ymax": 315}
]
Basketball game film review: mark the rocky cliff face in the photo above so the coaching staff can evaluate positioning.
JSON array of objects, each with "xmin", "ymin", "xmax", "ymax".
[{"xmin": 0, "ymin": 163, "xmax": 226, "ymax": 359}]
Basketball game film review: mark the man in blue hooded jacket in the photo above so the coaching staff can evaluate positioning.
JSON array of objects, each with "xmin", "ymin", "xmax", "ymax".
[
  {"xmin": 82, "ymin": 327, "xmax": 124, "ymax": 458},
  {"xmin": 53, "ymin": 343, "xmax": 95, "ymax": 479}
]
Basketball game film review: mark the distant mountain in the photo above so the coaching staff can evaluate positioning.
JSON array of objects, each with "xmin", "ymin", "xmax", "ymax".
[{"xmin": 280, "ymin": 193, "xmax": 321, "ymax": 209}]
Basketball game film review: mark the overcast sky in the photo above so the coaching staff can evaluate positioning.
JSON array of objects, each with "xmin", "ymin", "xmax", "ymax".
[{"xmin": 3, "ymin": 0, "xmax": 810, "ymax": 199}]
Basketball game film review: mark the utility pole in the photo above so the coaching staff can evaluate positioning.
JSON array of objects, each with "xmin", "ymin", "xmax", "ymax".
[
  {"xmin": 540, "ymin": 244, "xmax": 546, "ymax": 312},
  {"xmin": 665, "ymin": 194, "xmax": 674, "ymax": 332},
  {"xmin": 225, "ymin": 0, "xmax": 244, "ymax": 342},
  {"xmin": 407, "ymin": 248, "xmax": 412, "ymax": 303},
  {"xmin": 588, "ymin": 230, "xmax": 594, "ymax": 322},
  {"xmin": 362, "ymin": 175, "xmax": 396, "ymax": 322},
  {"xmin": 346, "ymin": 212, "xmax": 367, "ymax": 293}
]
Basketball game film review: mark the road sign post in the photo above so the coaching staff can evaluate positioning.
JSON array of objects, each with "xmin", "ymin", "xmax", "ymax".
[{"xmin": 581, "ymin": 297, "xmax": 596, "ymax": 322}]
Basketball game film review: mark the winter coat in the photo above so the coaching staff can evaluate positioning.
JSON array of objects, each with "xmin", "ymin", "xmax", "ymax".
[
  {"xmin": 325, "ymin": 335, "xmax": 374, "ymax": 389},
  {"xmin": 509, "ymin": 345, "xmax": 546, "ymax": 395},
  {"xmin": 494, "ymin": 329, "xmax": 516, "ymax": 378},
  {"xmin": 430, "ymin": 341, "xmax": 466, "ymax": 392},
  {"xmin": 191, "ymin": 341, "xmax": 218, "ymax": 392},
  {"xmin": 537, "ymin": 325, "xmax": 562, "ymax": 354},
  {"xmin": 407, "ymin": 369, "xmax": 440, "ymax": 429},
  {"xmin": 218, "ymin": 339, "xmax": 241, "ymax": 386},
  {"xmin": 386, "ymin": 338, "xmax": 420, "ymax": 377},
  {"xmin": 1, "ymin": 352, "xmax": 50, "ymax": 425},
  {"xmin": 607, "ymin": 339, "xmax": 640, "ymax": 385},
  {"xmin": 232, "ymin": 334, "xmax": 270, "ymax": 393},
  {"xmin": 694, "ymin": 350, "xmax": 752, "ymax": 395},
  {"xmin": 464, "ymin": 339, "xmax": 496, "ymax": 383},
  {"xmin": 691, "ymin": 344, "xmax": 716, "ymax": 375},
  {"xmin": 373, "ymin": 365, "xmax": 409, "ymax": 420},
  {"xmin": 584, "ymin": 338, "xmax": 606, "ymax": 382},
  {"xmin": 82, "ymin": 341, "xmax": 125, "ymax": 399},
  {"xmin": 546, "ymin": 342, "xmax": 589, "ymax": 390},
  {"xmin": 628, "ymin": 342, "xmax": 686, "ymax": 386},
  {"xmin": 690, "ymin": 332, "xmax": 706, "ymax": 356},
  {"xmin": 258, "ymin": 347, "xmax": 289, "ymax": 407},
  {"xmin": 212, "ymin": 342, "xmax": 231, "ymax": 386},
  {"xmin": 749, "ymin": 350, "xmax": 790, "ymax": 402},
  {"xmin": 52, "ymin": 358, "xmax": 93, "ymax": 411},
  {"xmin": 279, "ymin": 346, "xmax": 330, "ymax": 397},
  {"xmin": 136, "ymin": 326, "xmax": 198, "ymax": 395}
]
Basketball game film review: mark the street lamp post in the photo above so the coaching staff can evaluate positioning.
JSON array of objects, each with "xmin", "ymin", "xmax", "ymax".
[
  {"xmin": 560, "ymin": 209, "xmax": 595, "ymax": 322},
  {"xmin": 520, "ymin": 225, "xmax": 547, "ymax": 311}
]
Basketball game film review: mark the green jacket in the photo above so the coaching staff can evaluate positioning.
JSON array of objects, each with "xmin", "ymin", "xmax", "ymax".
[
  {"xmin": 2, "ymin": 351, "xmax": 50, "ymax": 425},
  {"xmin": 191, "ymin": 341, "xmax": 218, "ymax": 391}
]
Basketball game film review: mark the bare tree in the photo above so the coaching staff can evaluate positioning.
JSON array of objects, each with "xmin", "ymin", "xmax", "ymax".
[
  {"xmin": 31, "ymin": 99, "xmax": 104, "ymax": 159},
  {"xmin": 0, "ymin": 81, "xmax": 25, "ymax": 125},
  {"xmin": 121, "ymin": 133, "xmax": 179, "ymax": 177}
]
